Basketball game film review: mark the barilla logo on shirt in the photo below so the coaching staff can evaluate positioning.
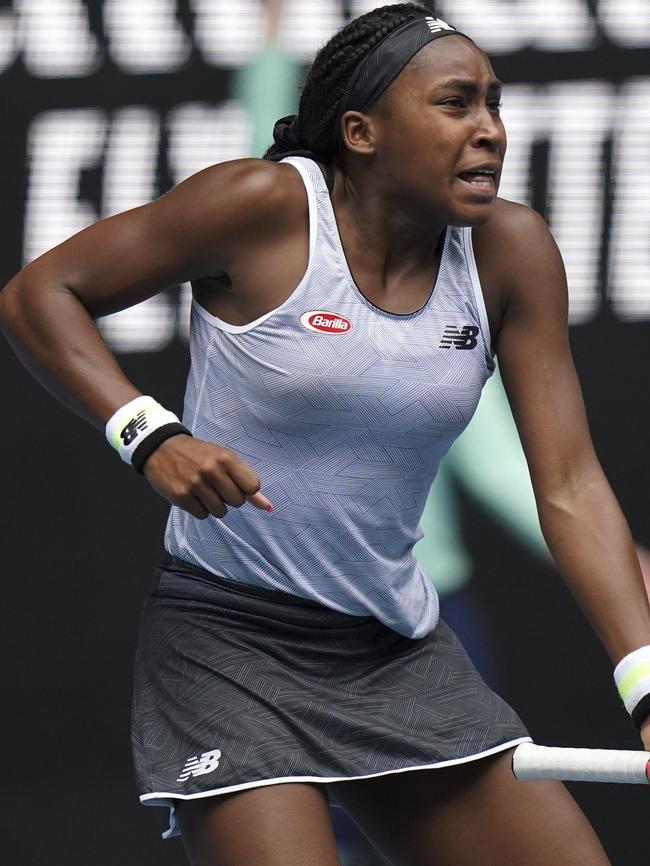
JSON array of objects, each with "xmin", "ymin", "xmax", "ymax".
[{"xmin": 299, "ymin": 310, "xmax": 352, "ymax": 334}]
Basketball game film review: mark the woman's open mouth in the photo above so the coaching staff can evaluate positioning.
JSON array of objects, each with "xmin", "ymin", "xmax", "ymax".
[{"xmin": 457, "ymin": 170, "xmax": 497, "ymax": 196}]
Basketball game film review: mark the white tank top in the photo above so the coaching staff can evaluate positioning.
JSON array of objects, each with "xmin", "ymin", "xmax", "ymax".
[{"xmin": 164, "ymin": 156, "xmax": 495, "ymax": 638}]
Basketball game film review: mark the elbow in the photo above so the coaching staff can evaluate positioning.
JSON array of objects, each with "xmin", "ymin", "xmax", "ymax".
[
  {"xmin": 0, "ymin": 269, "xmax": 74, "ymax": 336},
  {"xmin": 537, "ymin": 466, "xmax": 607, "ymax": 521},
  {"xmin": 0, "ymin": 274, "xmax": 23, "ymax": 333},
  {"xmin": 0, "ymin": 270, "xmax": 50, "ymax": 340}
]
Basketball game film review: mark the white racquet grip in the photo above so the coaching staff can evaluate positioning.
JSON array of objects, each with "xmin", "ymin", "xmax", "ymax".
[{"xmin": 512, "ymin": 743, "xmax": 650, "ymax": 784}]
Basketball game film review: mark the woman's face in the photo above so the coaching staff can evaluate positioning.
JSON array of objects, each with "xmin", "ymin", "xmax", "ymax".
[{"xmin": 358, "ymin": 35, "xmax": 506, "ymax": 226}]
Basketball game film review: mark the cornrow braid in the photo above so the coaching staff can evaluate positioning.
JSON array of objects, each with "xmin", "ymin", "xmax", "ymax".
[{"xmin": 264, "ymin": 3, "xmax": 434, "ymax": 163}]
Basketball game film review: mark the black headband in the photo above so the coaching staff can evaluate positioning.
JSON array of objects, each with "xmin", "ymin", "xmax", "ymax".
[
  {"xmin": 266, "ymin": 15, "xmax": 470, "ymax": 162},
  {"xmin": 329, "ymin": 15, "xmax": 470, "ymax": 153}
]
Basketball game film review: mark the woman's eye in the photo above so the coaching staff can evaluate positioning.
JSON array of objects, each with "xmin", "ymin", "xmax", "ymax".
[
  {"xmin": 489, "ymin": 101, "xmax": 503, "ymax": 113},
  {"xmin": 442, "ymin": 98, "xmax": 464, "ymax": 108}
]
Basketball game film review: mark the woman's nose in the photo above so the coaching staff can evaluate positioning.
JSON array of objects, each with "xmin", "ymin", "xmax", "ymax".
[{"xmin": 474, "ymin": 109, "xmax": 505, "ymax": 149}]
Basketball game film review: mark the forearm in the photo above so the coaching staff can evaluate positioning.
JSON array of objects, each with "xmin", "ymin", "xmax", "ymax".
[
  {"xmin": 0, "ymin": 272, "xmax": 140, "ymax": 429},
  {"xmin": 538, "ymin": 469, "xmax": 650, "ymax": 663}
]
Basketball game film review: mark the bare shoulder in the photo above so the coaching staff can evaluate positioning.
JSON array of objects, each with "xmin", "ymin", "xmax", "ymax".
[
  {"xmin": 165, "ymin": 157, "xmax": 307, "ymax": 247},
  {"xmin": 474, "ymin": 197, "xmax": 550, "ymax": 253},
  {"xmin": 473, "ymin": 197, "xmax": 565, "ymax": 303},
  {"xmin": 188, "ymin": 157, "xmax": 304, "ymax": 209}
]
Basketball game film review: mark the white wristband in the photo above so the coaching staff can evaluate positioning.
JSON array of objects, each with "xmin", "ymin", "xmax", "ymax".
[
  {"xmin": 614, "ymin": 645, "xmax": 650, "ymax": 727},
  {"xmin": 105, "ymin": 396, "xmax": 183, "ymax": 465}
]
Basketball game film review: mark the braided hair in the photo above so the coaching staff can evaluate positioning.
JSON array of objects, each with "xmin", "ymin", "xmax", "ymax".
[{"xmin": 264, "ymin": 3, "xmax": 434, "ymax": 163}]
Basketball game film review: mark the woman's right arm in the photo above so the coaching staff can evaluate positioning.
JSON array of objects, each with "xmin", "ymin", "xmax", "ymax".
[{"xmin": 0, "ymin": 158, "xmax": 287, "ymax": 516}]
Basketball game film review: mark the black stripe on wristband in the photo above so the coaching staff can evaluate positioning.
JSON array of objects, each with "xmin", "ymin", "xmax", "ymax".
[
  {"xmin": 131, "ymin": 423, "xmax": 192, "ymax": 474},
  {"xmin": 631, "ymin": 693, "xmax": 650, "ymax": 729}
]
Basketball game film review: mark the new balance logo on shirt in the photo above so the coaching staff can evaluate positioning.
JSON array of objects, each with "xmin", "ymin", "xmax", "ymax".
[
  {"xmin": 439, "ymin": 325, "xmax": 479, "ymax": 350},
  {"xmin": 177, "ymin": 749, "xmax": 222, "ymax": 782}
]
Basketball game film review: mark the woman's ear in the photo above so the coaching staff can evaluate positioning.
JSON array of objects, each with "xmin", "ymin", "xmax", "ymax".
[{"xmin": 340, "ymin": 111, "xmax": 378, "ymax": 156}]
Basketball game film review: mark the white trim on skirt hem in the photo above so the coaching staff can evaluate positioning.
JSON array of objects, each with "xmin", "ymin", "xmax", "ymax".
[{"xmin": 140, "ymin": 736, "xmax": 533, "ymax": 839}]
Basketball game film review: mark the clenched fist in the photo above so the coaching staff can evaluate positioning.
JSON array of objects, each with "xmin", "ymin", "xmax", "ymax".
[{"xmin": 142, "ymin": 434, "xmax": 273, "ymax": 519}]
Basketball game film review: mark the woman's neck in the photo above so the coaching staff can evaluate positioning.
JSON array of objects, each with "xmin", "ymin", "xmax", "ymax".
[{"xmin": 328, "ymin": 162, "xmax": 447, "ymax": 280}]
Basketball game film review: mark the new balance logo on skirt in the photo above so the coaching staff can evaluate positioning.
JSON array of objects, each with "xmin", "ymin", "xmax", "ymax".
[
  {"xmin": 439, "ymin": 325, "xmax": 479, "ymax": 349},
  {"xmin": 177, "ymin": 749, "xmax": 222, "ymax": 782}
]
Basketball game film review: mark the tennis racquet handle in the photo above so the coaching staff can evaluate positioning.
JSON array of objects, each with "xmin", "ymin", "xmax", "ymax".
[{"xmin": 512, "ymin": 743, "xmax": 650, "ymax": 784}]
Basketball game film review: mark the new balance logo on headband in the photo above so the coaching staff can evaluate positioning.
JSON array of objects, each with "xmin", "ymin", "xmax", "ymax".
[
  {"xmin": 425, "ymin": 17, "xmax": 456, "ymax": 34},
  {"xmin": 439, "ymin": 325, "xmax": 479, "ymax": 349}
]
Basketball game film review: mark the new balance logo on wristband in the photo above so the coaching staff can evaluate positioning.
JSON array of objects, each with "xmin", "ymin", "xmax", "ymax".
[
  {"xmin": 107, "ymin": 395, "xmax": 187, "ymax": 468},
  {"xmin": 177, "ymin": 749, "xmax": 222, "ymax": 782},
  {"xmin": 439, "ymin": 325, "xmax": 479, "ymax": 350},
  {"xmin": 120, "ymin": 409, "xmax": 148, "ymax": 445}
]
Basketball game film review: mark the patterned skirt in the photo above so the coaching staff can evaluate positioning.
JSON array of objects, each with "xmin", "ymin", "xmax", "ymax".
[{"xmin": 132, "ymin": 555, "xmax": 530, "ymax": 838}]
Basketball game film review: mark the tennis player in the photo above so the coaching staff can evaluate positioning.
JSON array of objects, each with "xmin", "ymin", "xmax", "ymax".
[{"xmin": 2, "ymin": 5, "xmax": 649, "ymax": 865}]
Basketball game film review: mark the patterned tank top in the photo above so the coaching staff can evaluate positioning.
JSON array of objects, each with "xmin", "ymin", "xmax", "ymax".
[{"xmin": 164, "ymin": 156, "xmax": 495, "ymax": 638}]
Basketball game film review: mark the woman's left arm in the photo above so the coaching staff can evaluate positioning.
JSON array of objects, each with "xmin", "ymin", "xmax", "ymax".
[{"xmin": 493, "ymin": 203, "xmax": 650, "ymax": 746}]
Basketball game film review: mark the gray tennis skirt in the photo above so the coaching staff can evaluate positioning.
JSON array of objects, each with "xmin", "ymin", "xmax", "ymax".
[{"xmin": 132, "ymin": 555, "xmax": 530, "ymax": 838}]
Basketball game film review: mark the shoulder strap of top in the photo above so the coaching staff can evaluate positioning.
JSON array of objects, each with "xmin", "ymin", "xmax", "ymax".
[
  {"xmin": 279, "ymin": 156, "xmax": 323, "ymax": 265},
  {"xmin": 461, "ymin": 226, "xmax": 492, "ymax": 349},
  {"xmin": 461, "ymin": 225, "xmax": 495, "ymax": 368}
]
